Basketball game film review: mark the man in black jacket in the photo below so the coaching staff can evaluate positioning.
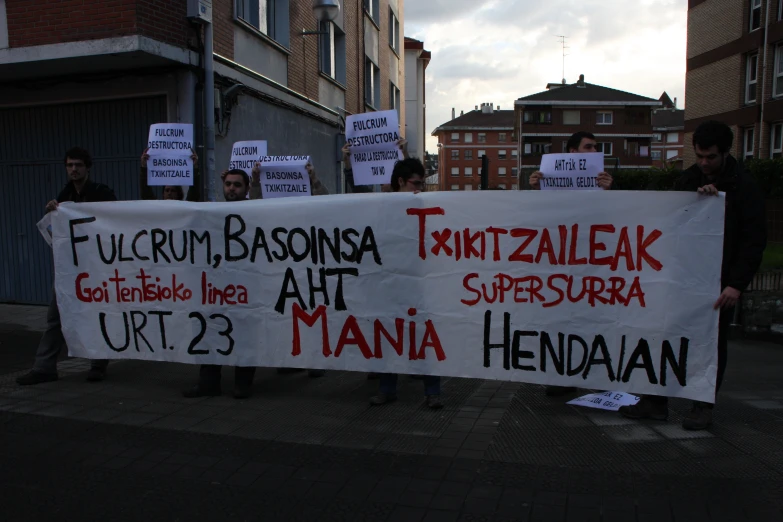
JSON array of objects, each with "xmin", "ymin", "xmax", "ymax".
[
  {"xmin": 16, "ymin": 147, "xmax": 116, "ymax": 386},
  {"xmin": 619, "ymin": 121, "xmax": 767, "ymax": 430}
]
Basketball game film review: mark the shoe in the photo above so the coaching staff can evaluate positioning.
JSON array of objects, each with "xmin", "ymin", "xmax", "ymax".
[
  {"xmin": 426, "ymin": 395, "xmax": 443, "ymax": 409},
  {"xmin": 369, "ymin": 393, "xmax": 397, "ymax": 406},
  {"xmin": 233, "ymin": 386, "xmax": 252, "ymax": 399},
  {"xmin": 682, "ymin": 402, "xmax": 713, "ymax": 431},
  {"xmin": 367, "ymin": 372, "xmax": 380, "ymax": 380},
  {"xmin": 308, "ymin": 369, "xmax": 325, "ymax": 378},
  {"xmin": 86, "ymin": 367, "xmax": 106, "ymax": 382},
  {"xmin": 277, "ymin": 368, "xmax": 304, "ymax": 374},
  {"xmin": 182, "ymin": 384, "xmax": 221, "ymax": 398},
  {"xmin": 16, "ymin": 371, "xmax": 58, "ymax": 386},
  {"xmin": 618, "ymin": 397, "xmax": 668, "ymax": 421},
  {"xmin": 545, "ymin": 386, "xmax": 576, "ymax": 397}
]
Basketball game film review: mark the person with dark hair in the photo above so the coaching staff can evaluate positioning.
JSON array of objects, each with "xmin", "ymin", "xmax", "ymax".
[
  {"xmin": 370, "ymin": 157, "xmax": 443, "ymax": 409},
  {"xmin": 619, "ymin": 121, "xmax": 767, "ymax": 430},
  {"xmin": 526, "ymin": 131, "xmax": 613, "ymax": 190},
  {"xmin": 16, "ymin": 147, "xmax": 116, "ymax": 386},
  {"xmin": 139, "ymin": 148, "xmax": 200, "ymax": 201},
  {"xmin": 341, "ymin": 138, "xmax": 408, "ymax": 193}
]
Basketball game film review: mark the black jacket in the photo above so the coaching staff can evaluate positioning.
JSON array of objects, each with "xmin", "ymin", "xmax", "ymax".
[
  {"xmin": 56, "ymin": 179, "xmax": 117, "ymax": 204},
  {"xmin": 675, "ymin": 155, "xmax": 767, "ymax": 291}
]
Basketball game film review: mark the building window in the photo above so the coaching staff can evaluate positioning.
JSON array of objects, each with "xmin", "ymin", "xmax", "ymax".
[
  {"xmin": 653, "ymin": 133, "xmax": 662, "ymax": 142},
  {"xmin": 746, "ymin": 54, "xmax": 759, "ymax": 104},
  {"xmin": 365, "ymin": 59, "xmax": 381, "ymax": 108},
  {"xmin": 511, "ymin": 167, "xmax": 518, "ymax": 178},
  {"xmin": 450, "ymin": 184, "xmax": 459, "ymax": 191},
  {"xmin": 319, "ymin": 22, "xmax": 346, "ymax": 84},
  {"xmin": 388, "ymin": 9, "xmax": 399, "ymax": 53},
  {"xmin": 451, "ymin": 150, "xmax": 459, "ymax": 160},
  {"xmin": 364, "ymin": 0, "xmax": 380, "ymax": 25},
  {"xmin": 774, "ymin": 44, "xmax": 783, "ymax": 98},
  {"xmin": 389, "ymin": 82, "xmax": 401, "ymax": 116},
  {"xmin": 464, "ymin": 185, "xmax": 473, "ymax": 191},
  {"xmin": 526, "ymin": 143, "xmax": 551, "ymax": 155},
  {"xmin": 498, "ymin": 150, "xmax": 507, "ymax": 160},
  {"xmin": 750, "ymin": 0, "xmax": 762, "ymax": 31},
  {"xmin": 464, "ymin": 133, "xmax": 473, "ymax": 143},
  {"xmin": 743, "ymin": 127, "xmax": 755, "ymax": 159},
  {"xmin": 450, "ymin": 167, "xmax": 459, "ymax": 177},
  {"xmin": 478, "ymin": 133, "xmax": 487, "ymax": 143},
  {"xmin": 498, "ymin": 167, "xmax": 507, "ymax": 176},
  {"xmin": 465, "ymin": 167, "xmax": 473, "ymax": 177},
  {"xmin": 464, "ymin": 150, "xmax": 473, "ymax": 160},
  {"xmin": 779, "ymin": 0, "xmax": 783, "ymax": 21},
  {"xmin": 666, "ymin": 150, "xmax": 679, "ymax": 160},
  {"xmin": 596, "ymin": 111, "xmax": 613, "ymax": 125},
  {"xmin": 771, "ymin": 123, "xmax": 783, "ymax": 158},
  {"xmin": 236, "ymin": 0, "xmax": 289, "ymax": 46},
  {"xmin": 498, "ymin": 133, "xmax": 507, "ymax": 142},
  {"xmin": 596, "ymin": 142, "xmax": 613, "ymax": 156},
  {"xmin": 511, "ymin": 149, "xmax": 518, "ymax": 158},
  {"xmin": 512, "ymin": 184, "xmax": 518, "ymax": 190},
  {"xmin": 651, "ymin": 150, "xmax": 662, "ymax": 160},
  {"xmin": 478, "ymin": 149, "xmax": 486, "ymax": 158},
  {"xmin": 498, "ymin": 184, "xmax": 506, "ymax": 189},
  {"xmin": 451, "ymin": 133, "xmax": 460, "ymax": 142},
  {"xmin": 523, "ymin": 111, "xmax": 552, "ymax": 124},
  {"xmin": 563, "ymin": 110, "xmax": 581, "ymax": 125},
  {"xmin": 666, "ymin": 132, "xmax": 678, "ymax": 143}
]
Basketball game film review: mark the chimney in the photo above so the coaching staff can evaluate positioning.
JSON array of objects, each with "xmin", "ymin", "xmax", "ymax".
[
  {"xmin": 460, "ymin": 110, "xmax": 464, "ymax": 116},
  {"xmin": 577, "ymin": 74, "xmax": 585, "ymax": 87},
  {"xmin": 481, "ymin": 103, "xmax": 494, "ymax": 114},
  {"xmin": 673, "ymin": 97, "xmax": 678, "ymax": 109},
  {"xmin": 496, "ymin": 105, "xmax": 499, "ymax": 110},
  {"xmin": 452, "ymin": 108, "xmax": 455, "ymax": 119},
  {"xmin": 475, "ymin": 105, "xmax": 478, "ymax": 110}
]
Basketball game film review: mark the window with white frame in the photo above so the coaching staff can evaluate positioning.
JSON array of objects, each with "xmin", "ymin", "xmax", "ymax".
[
  {"xmin": 511, "ymin": 167, "xmax": 518, "ymax": 178},
  {"xmin": 451, "ymin": 167, "xmax": 459, "ymax": 177},
  {"xmin": 511, "ymin": 149, "xmax": 518, "ymax": 158},
  {"xmin": 775, "ymin": 44, "xmax": 783, "ymax": 97},
  {"xmin": 478, "ymin": 133, "xmax": 486, "ymax": 143},
  {"xmin": 364, "ymin": 0, "xmax": 380, "ymax": 25},
  {"xmin": 319, "ymin": 21, "xmax": 346, "ymax": 84},
  {"xmin": 771, "ymin": 123, "xmax": 783, "ymax": 158},
  {"xmin": 746, "ymin": 53, "xmax": 759, "ymax": 104},
  {"xmin": 666, "ymin": 132, "xmax": 678, "ymax": 143},
  {"xmin": 666, "ymin": 150, "xmax": 679, "ymax": 160},
  {"xmin": 464, "ymin": 149, "xmax": 473, "ymax": 160},
  {"xmin": 236, "ymin": 0, "xmax": 289, "ymax": 45},
  {"xmin": 465, "ymin": 167, "xmax": 473, "ymax": 177},
  {"xmin": 498, "ymin": 167, "xmax": 507, "ymax": 176},
  {"xmin": 388, "ymin": 8, "xmax": 399, "ymax": 53},
  {"xmin": 524, "ymin": 143, "xmax": 532, "ymax": 155},
  {"xmin": 365, "ymin": 59, "xmax": 381, "ymax": 108},
  {"xmin": 478, "ymin": 149, "xmax": 486, "ymax": 158},
  {"xmin": 450, "ymin": 184, "xmax": 460, "ymax": 191},
  {"xmin": 596, "ymin": 142, "xmax": 613, "ymax": 155},
  {"xmin": 451, "ymin": 150, "xmax": 459, "ymax": 160},
  {"xmin": 532, "ymin": 143, "xmax": 551, "ymax": 155},
  {"xmin": 464, "ymin": 185, "xmax": 473, "ymax": 191},
  {"xmin": 498, "ymin": 133, "xmax": 507, "ymax": 142},
  {"xmin": 651, "ymin": 150, "xmax": 662, "ymax": 160},
  {"xmin": 498, "ymin": 150, "xmax": 507, "ymax": 160},
  {"xmin": 451, "ymin": 133, "xmax": 460, "ymax": 142},
  {"xmin": 389, "ymin": 82, "xmax": 401, "ymax": 116},
  {"xmin": 563, "ymin": 110, "xmax": 581, "ymax": 125},
  {"xmin": 596, "ymin": 111, "xmax": 613, "ymax": 125},
  {"xmin": 750, "ymin": 0, "xmax": 762, "ymax": 31},
  {"xmin": 744, "ymin": 127, "xmax": 755, "ymax": 159},
  {"xmin": 464, "ymin": 133, "xmax": 473, "ymax": 143}
]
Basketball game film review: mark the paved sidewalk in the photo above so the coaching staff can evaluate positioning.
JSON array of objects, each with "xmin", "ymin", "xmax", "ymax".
[{"xmin": 0, "ymin": 304, "xmax": 782, "ymax": 521}]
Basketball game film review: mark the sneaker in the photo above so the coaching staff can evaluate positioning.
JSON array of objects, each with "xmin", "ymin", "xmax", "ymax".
[
  {"xmin": 369, "ymin": 393, "xmax": 397, "ymax": 406},
  {"xmin": 545, "ymin": 386, "xmax": 576, "ymax": 397},
  {"xmin": 618, "ymin": 397, "xmax": 668, "ymax": 421},
  {"xmin": 182, "ymin": 384, "xmax": 221, "ymax": 398},
  {"xmin": 682, "ymin": 402, "xmax": 713, "ymax": 431},
  {"xmin": 16, "ymin": 371, "xmax": 58, "ymax": 386},
  {"xmin": 308, "ymin": 369, "xmax": 325, "ymax": 378},
  {"xmin": 426, "ymin": 395, "xmax": 443, "ymax": 409},
  {"xmin": 86, "ymin": 367, "xmax": 106, "ymax": 382}
]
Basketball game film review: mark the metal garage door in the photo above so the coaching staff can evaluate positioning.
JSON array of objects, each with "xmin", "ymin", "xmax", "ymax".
[{"xmin": 0, "ymin": 96, "xmax": 167, "ymax": 304}]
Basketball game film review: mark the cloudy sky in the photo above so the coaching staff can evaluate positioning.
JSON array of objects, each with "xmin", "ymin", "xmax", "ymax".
[{"xmin": 404, "ymin": 0, "xmax": 687, "ymax": 152}]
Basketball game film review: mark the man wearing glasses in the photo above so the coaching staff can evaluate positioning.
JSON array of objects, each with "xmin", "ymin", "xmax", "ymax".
[{"xmin": 17, "ymin": 147, "xmax": 117, "ymax": 386}]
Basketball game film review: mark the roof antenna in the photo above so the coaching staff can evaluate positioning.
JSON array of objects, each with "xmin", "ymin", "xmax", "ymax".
[{"xmin": 555, "ymin": 35, "xmax": 569, "ymax": 83}]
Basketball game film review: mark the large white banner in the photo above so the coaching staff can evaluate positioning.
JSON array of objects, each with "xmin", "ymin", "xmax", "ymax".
[{"xmin": 51, "ymin": 192, "xmax": 725, "ymax": 402}]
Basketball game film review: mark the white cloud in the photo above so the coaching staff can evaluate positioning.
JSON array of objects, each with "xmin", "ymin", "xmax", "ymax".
[{"xmin": 405, "ymin": 0, "xmax": 687, "ymax": 152}]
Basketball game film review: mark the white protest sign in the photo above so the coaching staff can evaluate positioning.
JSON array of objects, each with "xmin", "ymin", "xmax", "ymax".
[
  {"xmin": 346, "ymin": 110, "xmax": 403, "ymax": 186},
  {"xmin": 229, "ymin": 141, "xmax": 268, "ymax": 175},
  {"xmin": 51, "ymin": 191, "xmax": 725, "ymax": 403},
  {"xmin": 146, "ymin": 123, "xmax": 194, "ymax": 186},
  {"xmin": 259, "ymin": 156, "xmax": 311, "ymax": 199},
  {"xmin": 568, "ymin": 391, "xmax": 640, "ymax": 411},
  {"xmin": 539, "ymin": 153, "xmax": 604, "ymax": 191}
]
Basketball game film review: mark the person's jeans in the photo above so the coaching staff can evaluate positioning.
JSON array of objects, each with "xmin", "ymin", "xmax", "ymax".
[
  {"xmin": 197, "ymin": 364, "xmax": 256, "ymax": 390},
  {"xmin": 379, "ymin": 373, "xmax": 440, "ymax": 396},
  {"xmin": 34, "ymin": 292, "xmax": 108, "ymax": 375}
]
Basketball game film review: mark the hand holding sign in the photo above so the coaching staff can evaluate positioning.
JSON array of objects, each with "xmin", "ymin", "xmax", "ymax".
[
  {"xmin": 230, "ymin": 141, "xmax": 268, "ymax": 176},
  {"xmin": 345, "ymin": 110, "xmax": 404, "ymax": 186},
  {"xmin": 539, "ymin": 153, "xmax": 605, "ymax": 191}
]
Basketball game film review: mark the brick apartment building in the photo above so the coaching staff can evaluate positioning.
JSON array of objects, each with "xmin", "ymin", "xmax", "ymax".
[
  {"xmin": 0, "ymin": 0, "xmax": 404, "ymax": 305},
  {"xmin": 432, "ymin": 104, "xmax": 517, "ymax": 191},
  {"xmin": 685, "ymin": 0, "xmax": 783, "ymax": 163},
  {"xmin": 404, "ymin": 36, "xmax": 430, "ymax": 161},
  {"xmin": 514, "ymin": 75, "xmax": 662, "ymax": 184},
  {"xmin": 652, "ymin": 92, "xmax": 686, "ymax": 169}
]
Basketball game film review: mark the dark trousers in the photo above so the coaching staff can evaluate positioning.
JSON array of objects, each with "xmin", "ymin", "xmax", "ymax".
[
  {"xmin": 198, "ymin": 364, "xmax": 256, "ymax": 390},
  {"xmin": 648, "ymin": 306, "xmax": 732, "ymax": 407}
]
